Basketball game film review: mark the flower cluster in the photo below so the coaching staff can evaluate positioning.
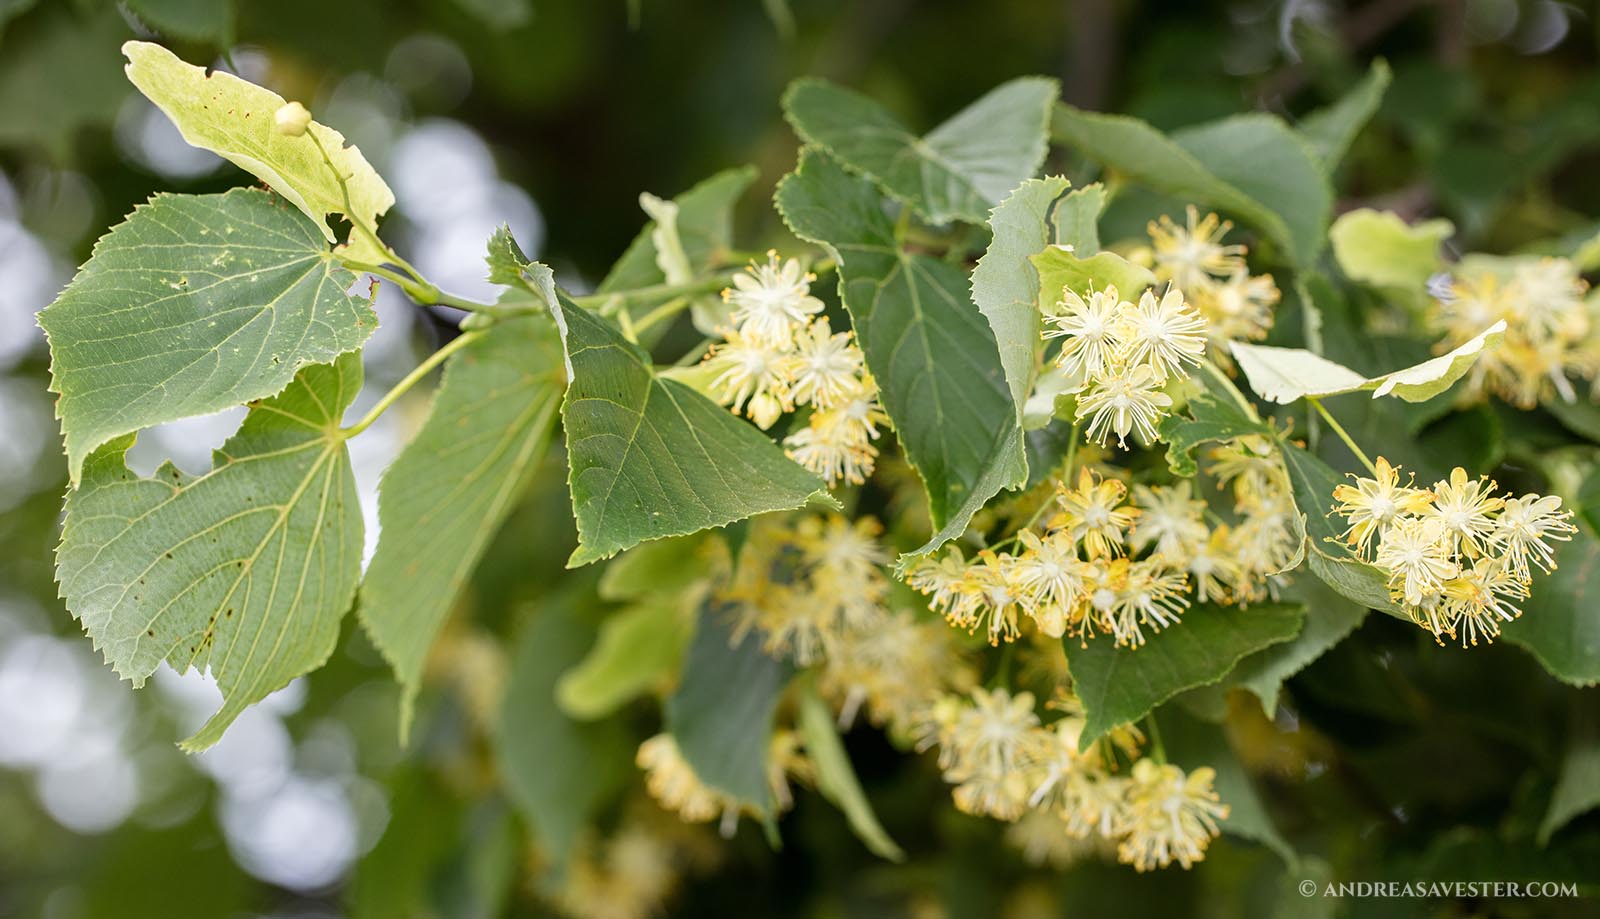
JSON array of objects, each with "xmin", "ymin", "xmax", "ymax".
[
  {"xmin": 1147, "ymin": 206, "xmax": 1281, "ymax": 361},
  {"xmin": 703, "ymin": 252, "xmax": 886, "ymax": 486},
  {"xmin": 726, "ymin": 512, "xmax": 968, "ymax": 735},
  {"xmin": 1429, "ymin": 256, "xmax": 1598, "ymax": 407},
  {"xmin": 1332, "ymin": 458, "xmax": 1577, "ymax": 645},
  {"xmin": 636, "ymin": 730, "xmax": 812, "ymax": 837},
  {"xmin": 917, "ymin": 687, "xmax": 1228, "ymax": 872},
  {"xmin": 1043, "ymin": 285, "xmax": 1206, "ymax": 447},
  {"xmin": 1200, "ymin": 434, "xmax": 1302, "ymax": 598},
  {"xmin": 908, "ymin": 468, "xmax": 1186, "ymax": 646}
]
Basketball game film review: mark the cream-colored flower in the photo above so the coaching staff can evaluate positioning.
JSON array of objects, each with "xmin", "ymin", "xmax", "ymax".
[
  {"xmin": 1044, "ymin": 285, "xmax": 1127, "ymax": 381},
  {"xmin": 787, "ymin": 318, "xmax": 864, "ymax": 409},
  {"xmin": 722, "ymin": 250, "xmax": 823, "ymax": 347},
  {"xmin": 1116, "ymin": 759, "xmax": 1229, "ymax": 871},
  {"xmin": 1332, "ymin": 456, "xmax": 1435, "ymax": 556},
  {"xmin": 1148, "ymin": 206, "xmax": 1246, "ymax": 290},
  {"xmin": 1075, "ymin": 363, "xmax": 1173, "ymax": 448},
  {"xmin": 1116, "ymin": 287, "xmax": 1207, "ymax": 380}
]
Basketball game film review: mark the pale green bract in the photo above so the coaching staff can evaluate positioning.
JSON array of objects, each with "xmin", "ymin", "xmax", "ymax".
[
  {"xmin": 1030, "ymin": 246, "xmax": 1158, "ymax": 305},
  {"xmin": 1230, "ymin": 320, "xmax": 1506, "ymax": 404},
  {"xmin": 56, "ymin": 354, "xmax": 364, "ymax": 752},
  {"xmin": 547, "ymin": 287, "xmax": 832, "ymax": 567},
  {"xmin": 970, "ymin": 176, "xmax": 1071, "ymax": 420},
  {"xmin": 123, "ymin": 40, "xmax": 395, "ymax": 266},
  {"xmin": 782, "ymin": 76, "xmax": 1057, "ymax": 225},
  {"xmin": 38, "ymin": 188, "xmax": 376, "ymax": 484},
  {"xmin": 1330, "ymin": 208, "xmax": 1454, "ymax": 289},
  {"xmin": 359, "ymin": 315, "xmax": 566, "ymax": 739}
]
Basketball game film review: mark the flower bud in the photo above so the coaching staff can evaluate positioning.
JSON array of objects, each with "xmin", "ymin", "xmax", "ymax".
[{"xmin": 274, "ymin": 101, "xmax": 311, "ymax": 137}]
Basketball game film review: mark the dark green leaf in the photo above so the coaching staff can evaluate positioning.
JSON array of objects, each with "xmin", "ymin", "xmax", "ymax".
[
  {"xmin": 1228, "ymin": 571, "xmax": 1370, "ymax": 714},
  {"xmin": 1157, "ymin": 392, "xmax": 1272, "ymax": 477},
  {"xmin": 547, "ymin": 291, "xmax": 831, "ymax": 567},
  {"xmin": 776, "ymin": 148, "xmax": 1024, "ymax": 560},
  {"xmin": 1064, "ymin": 602, "xmax": 1304, "ymax": 751},
  {"xmin": 666, "ymin": 605, "xmax": 793, "ymax": 811},
  {"xmin": 1502, "ymin": 530, "xmax": 1600, "ymax": 687},
  {"xmin": 783, "ymin": 76, "xmax": 1057, "ymax": 224}
]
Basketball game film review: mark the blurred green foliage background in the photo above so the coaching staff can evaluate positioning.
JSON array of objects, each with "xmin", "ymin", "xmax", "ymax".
[{"xmin": 2, "ymin": 1, "xmax": 1599, "ymax": 917}]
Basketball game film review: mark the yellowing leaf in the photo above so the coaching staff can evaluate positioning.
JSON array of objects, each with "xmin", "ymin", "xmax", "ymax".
[
  {"xmin": 1230, "ymin": 320, "xmax": 1506, "ymax": 404},
  {"xmin": 123, "ymin": 41, "xmax": 395, "ymax": 265}
]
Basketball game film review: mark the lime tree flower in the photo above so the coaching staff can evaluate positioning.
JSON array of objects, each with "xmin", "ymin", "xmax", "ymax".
[
  {"xmin": 1147, "ymin": 206, "xmax": 1247, "ymax": 290},
  {"xmin": 1429, "ymin": 256, "xmax": 1595, "ymax": 407},
  {"xmin": 1116, "ymin": 759, "xmax": 1229, "ymax": 872},
  {"xmin": 1334, "ymin": 459, "xmax": 1577, "ymax": 646},
  {"xmin": 637, "ymin": 731, "xmax": 810, "ymax": 837},
  {"xmin": 1040, "ymin": 281, "xmax": 1207, "ymax": 448},
  {"xmin": 702, "ymin": 253, "xmax": 884, "ymax": 486},
  {"xmin": 722, "ymin": 250, "xmax": 823, "ymax": 347}
]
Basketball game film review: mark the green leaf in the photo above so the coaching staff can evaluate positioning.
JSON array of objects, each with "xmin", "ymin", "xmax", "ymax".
[
  {"xmin": 1170, "ymin": 114, "xmax": 1332, "ymax": 267},
  {"xmin": 1228, "ymin": 572, "xmax": 1369, "ymax": 715},
  {"xmin": 495, "ymin": 600, "xmax": 630, "ymax": 870},
  {"xmin": 1029, "ymin": 245, "xmax": 1158, "ymax": 304},
  {"xmin": 547, "ymin": 291, "xmax": 830, "ymax": 567},
  {"xmin": 796, "ymin": 680, "xmax": 905, "ymax": 861},
  {"xmin": 1159, "ymin": 707, "xmax": 1295, "ymax": 866},
  {"xmin": 1231, "ymin": 320, "xmax": 1506, "ymax": 404},
  {"xmin": 1050, "ymin": 182, "xmax": 1108, "ymax": 253},
  {"xmin": 39, "ymin": 189, "xmax": 377, "ymax": 484},
  {"xmin": 666, "ymin": 606, "xmax": 792, "ymax": 811},
  {"xmin": 1539, "ymin": 712, "xmax": 1600, "ymax": 845},
  {"xmin": 1298, "ymin": 59, "xmax": 1392, "ymax": 170},
  {"xmin": 776, "ymin": 148, "xmax": 1024, "ymax": 558},
  {"xmin": 971, "ymin": 176, "xmax": 1070, "ymax": 418},
  {"xmin": 782, "ymin": 76, "xmax": 1058, "ymax": 225},
  {"xmin": 555, "ymin": 599, "xmax": 693, "ymax": 720},
  {"xmin": 359, "ymin": 317, "xmax": 565, "ymax": 738},
  {"xmin": 1502, "ymin": 530, "xmax": 1600, "ymax": 687},
  {"xmin": 1063, "ymin": 602, "xmax": 1304, "ymax": 751},
  {"xmin": 1156, "ymin": 392, "xmax": 1272, "ymax": 477},
  {"xmin": 1329, "ymin": 208, "xmax": 1453, "ymax": 289},
  {"xmin": 125, "ymin": 0, "xmax": 235, "ymax": 44},
  {"xmin": 56, "ymin": 355, "xmax": 364, "ymax": 752},
  {"xmin": 123, "ymin": 41, "xmax": 395, "ymax": 265},
  {"xmin": 1052, "ymin": 105, "xmax": 1325, "ymax": 266}
]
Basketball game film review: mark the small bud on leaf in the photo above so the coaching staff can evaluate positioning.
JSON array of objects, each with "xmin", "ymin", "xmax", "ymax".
[{"xmin": 274, "ymin": 101, "xmax": 311, "ymax": 137}]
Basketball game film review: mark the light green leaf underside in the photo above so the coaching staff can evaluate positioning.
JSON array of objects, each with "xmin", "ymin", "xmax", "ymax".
[
  {"xmin": 1063, "ymin": 602, "xmax": 1305, "ymax": 752},
  {"xmin": 359, "ymin": 317, "xmax": 565, "ymax": 738},
  {"xmin": 797, "ymin": 680, "xmax": 905, "ymax": 861},
  {"xmin": 666, "ymin": 606, "xmax": 792, "ymax": 811},
  {"xmin": 597, "ymin": 534, "xmax": 714, "ymax": 602},
  {"xmin": 495, "ymin": 601, "xmax": 630, "ymax": 871},
  {"xmin": 1330, "ymin": 208, "xmax": 1453, "ymax": 289},
  {"xmin": 1030, "ymin": 246, "xmax": 1158, "ymax": 304},
  {"xmin": 556, "ymin": 599, "xmax": 693, "ymax": 720},
  {"xmin": 782, "ymin": 76, "xmax": 1058, "ymax": 225},
  {"xmin": 1050, "ymin": 182, "xmax": 1108, "ymax": 253},
  {"xmin": 1502, "ymin": 530, "xmax": 1600, "ymax": 687},
  {"xmin": 39, "ymin": 189, "xmax": 376, "ymax": 484},
  {"xmin": 775, "ymin": 148, "xmax": 1024, "ymax": 559},
  {"xmin": 1052, "ymin": 106, "xmax": 1329, "ymax": 266},
  {"xmin": 1231, "ymin": 320, "xmax": 1505, "ymax": 404},
  {"xmin": 548, "ymin": 291, "xmax": 830, "ymax": 567},
  {"xmin": 57, "ymin": 354, "xmax": 365, "ymax": 752},
  {"xmin": 971, "ymin": 176, "xmax": 1070, "ymax": 418},
  {"xmin": 1539, "ymin": 713, "xmax": 1600, "ymax": 845},
  {"xmin": 123, "ymin": 41, "xmax": 394, "ymax": 265},
  {"xmin": 1298, "ymin": 59, "xmax": 1392, "ymax": 170}
]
